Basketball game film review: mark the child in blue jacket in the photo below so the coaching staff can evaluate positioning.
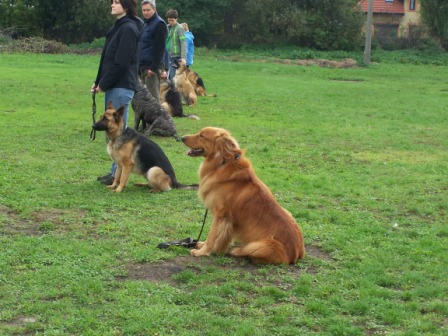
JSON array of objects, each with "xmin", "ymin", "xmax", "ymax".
[{"xmin": 181, "ymin": 22, "xmax": 194, "ymax": 67}]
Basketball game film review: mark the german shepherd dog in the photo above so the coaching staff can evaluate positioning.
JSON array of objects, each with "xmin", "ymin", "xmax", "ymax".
[
  {"xmin": 173, "ymin": 60, "xmax": 210, "ymax": 97},
  {"xmin": 174, "ymin": 64, "xmax": 197, "ymax": 106},
  {"xmin": 160, "ymin": 78, "xmax": 184, "ymax": 117},
  {"xmin": 92, "ymin": 101, "xmax": 197, "ymax": 193},
  {"xmin": 160, "ymin": 78, "xmax": 200, "ymax": 120},
  {"xmin": 132, "ymin": 80, "xmax": 179, "ymax": 140},
  {"xmin": 186, "ymin": 68, "xmax": 207, "ymax": 96}
]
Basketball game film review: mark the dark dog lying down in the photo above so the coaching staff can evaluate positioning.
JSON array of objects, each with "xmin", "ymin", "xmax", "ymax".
[
  {"xmin": 93, "ymin": 101, "xmax": 197, "ymax": 193},
  {"xmin": 132, "ymin": 81, "xmax": 179, "ymax": 140}
]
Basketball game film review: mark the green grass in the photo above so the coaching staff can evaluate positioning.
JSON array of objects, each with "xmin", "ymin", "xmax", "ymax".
[{"xmin": 0, "ymin": 51, "xmax": 447, "ymax": 335}]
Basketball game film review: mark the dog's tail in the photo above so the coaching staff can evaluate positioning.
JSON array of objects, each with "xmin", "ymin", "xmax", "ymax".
[{"xmin": 172, "ymin": 182, "xmax": 199, "ymax": 190}]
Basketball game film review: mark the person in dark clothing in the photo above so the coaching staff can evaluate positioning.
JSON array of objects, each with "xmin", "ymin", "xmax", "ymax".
[
  {"xmin": 138, "ymin": 0, "xmax": 168, "ymax": 102},
  {"xmin": 91, "ymin": 0, "xmax": 144, "ymax": 185}
]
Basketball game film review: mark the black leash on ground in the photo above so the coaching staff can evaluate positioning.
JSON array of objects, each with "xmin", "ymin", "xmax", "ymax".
[
  {"xmin": 157, "ymin": 209, "xmax": 208, "ymax": 249},
  {"xmin": 90, "ymin": 92, "xmax": 97, "ymax": 141}
]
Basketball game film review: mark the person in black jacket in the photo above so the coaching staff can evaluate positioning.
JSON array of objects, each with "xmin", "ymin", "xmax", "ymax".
[
  {"xmin": 138, "ymin": 0, "xmax": 168, "ymax": 102},
  {"xmin": 91, "ymin": 0, "xmax": 144, "ymax": 185}
]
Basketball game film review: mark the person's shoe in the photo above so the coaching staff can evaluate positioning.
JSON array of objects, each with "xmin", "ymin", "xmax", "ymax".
[{"xmin": 97, "ymin": 173, "xmax": 114, "ymax": 185}]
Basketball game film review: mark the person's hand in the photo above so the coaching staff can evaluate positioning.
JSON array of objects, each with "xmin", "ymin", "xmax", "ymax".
[
  {"xmin": 91, "ymin": 83, "xmax": 103, "ymax": 93},
  {"xmin": 160, "ymin": 70, "xmax": 167, "ymax": 79},
  {"xmin": 147, "ymin": 69, "xmax": 155, "ymax": 78}
]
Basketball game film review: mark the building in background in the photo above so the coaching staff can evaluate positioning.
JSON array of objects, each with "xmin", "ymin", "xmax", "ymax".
[{"xmin": 360, "ymin": 0, "xmax": 420, "ymax": 38}]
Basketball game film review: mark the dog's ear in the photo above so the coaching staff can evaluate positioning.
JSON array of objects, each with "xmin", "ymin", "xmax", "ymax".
[
  {"xmin": 216, "ymin": 133, "xmax": 239, "ymax": 161},
  {"xmin": 114, "ymin": 106, "xmax": 125, "ymax": 122},
  {"xmin": 107, "ymin": 100, "xmax": 114, "ymax": 110}
]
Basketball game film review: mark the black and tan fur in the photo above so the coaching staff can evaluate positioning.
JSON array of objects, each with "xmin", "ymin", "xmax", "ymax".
[
  {"xmin": 93, "ymin": 101, "xmax": 197, "ymax": 193},
  {"xmin": 160, "ymin": 79, "xmax": 184, "ymax": 117},
  {"xmin": 160, "ymin": 78, "xmax": 200, "ymax": 120},
  {"xmin": 174, "ymin": 63, "xmax": 197, "ymax": 106},
  {"xmin": 173, "ymin": 59, "xmax": 213, "ymax": 97},
  {"xmin": 186, "ymin": 68, "xmax": 207, "ymax": 96}
]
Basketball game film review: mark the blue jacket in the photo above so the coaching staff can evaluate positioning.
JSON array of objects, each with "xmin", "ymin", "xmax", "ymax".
[
  {"xmin": 139, "ymin": 13, "xmax": 168, "ymax": 73},
  {"xmin": 184, "ymin": 31, "xmax": 194, "ymax": 66},
  {"xmin": 95, "ymin": 15, "xmax": 143, "ymax": 92}
]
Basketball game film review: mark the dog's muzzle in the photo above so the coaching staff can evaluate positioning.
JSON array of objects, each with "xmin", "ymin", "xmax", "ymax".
[{"xmin": 92, "ymin": 122, "xmax": 107, "ymax": 131}]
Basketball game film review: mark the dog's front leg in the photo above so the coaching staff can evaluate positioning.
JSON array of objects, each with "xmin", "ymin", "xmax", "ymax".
[
  {"xmin": 114, "ymin": 162, "xmax": 132, "ymax": 192},
  {"xmin": 191, "ymin": 216, "xmax": 233, "ymax": 257},
  {"xmin": 107, "ymin": 164, "xmax": 121, "ymax": 190}
]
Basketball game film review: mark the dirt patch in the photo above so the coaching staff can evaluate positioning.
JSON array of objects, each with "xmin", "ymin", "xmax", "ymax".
[
  {"xmin": 295, "ymin": 58, "xmax": 358, "ymax": 68},
  {"xmin": 118, "ymin": 245, "xmax": 332, "ymax": 285},
  {"xmin": 118, "ymin": 256, "xmax": 260, "ymax": 284},
  {"xmin": 252, "ymin": 57, "xmax": 358, "ymax": 68},
  {"xmin": 0, "ymin": 205, "xmax": 88, "ymax": 236}
]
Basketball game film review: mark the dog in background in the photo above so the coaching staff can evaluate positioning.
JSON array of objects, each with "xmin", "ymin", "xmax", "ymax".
[
  {"xmin": 132, "ymin": 81, "xmax": 179, "ymax": 140},
  {"xmin": 173, "ymin": 63, "xmax": 197, "ymax": 106},
  {"xmin": 92, "ymin": 101, "xmax": 197, "ymax": 193},
  {"xmin": 160, "ymin": 78, "xmax": 184, "ymax": 117},
  {"xmin": 185, "ymin": 67, "xmax": 207, "ymax": 96},
  {"xmin": 172, "ymin": 59, "xmax": 212, "ymax": 97},
  {"xmin": 160, "ymin": 78, "xmax": 200, "ymax": 120},
  {"xmin": 181, "ymin": 127, "xmax": 305, "ymax": 264}
]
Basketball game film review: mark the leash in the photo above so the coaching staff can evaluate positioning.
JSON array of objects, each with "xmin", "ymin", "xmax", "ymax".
[
  {"xmin": 157, "ymin": 209, "xmax": 208, "ymax": 249},
  {"xmin": 90, "ymin": 92, "xmax": 97, "ymax": 141}
]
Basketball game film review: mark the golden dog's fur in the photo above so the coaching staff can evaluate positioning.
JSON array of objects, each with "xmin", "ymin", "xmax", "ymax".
[{"xmin": 181, "ymin": 127, "xmax": 305, "ymax": 264}]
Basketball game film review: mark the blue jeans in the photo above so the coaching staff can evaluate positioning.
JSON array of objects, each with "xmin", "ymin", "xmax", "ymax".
[
  {"xmin": 168, "ymin": 56, "xmax": 181, "ymax": 80},
  {"xmin": 104, "ymin": 88, "xmax": 134, "ymax": 176}
]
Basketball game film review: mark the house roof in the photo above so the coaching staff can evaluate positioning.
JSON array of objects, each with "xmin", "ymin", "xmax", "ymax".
[{"xmin": 360, "ymin": 0, "xmax": 405, "ymax": 14}]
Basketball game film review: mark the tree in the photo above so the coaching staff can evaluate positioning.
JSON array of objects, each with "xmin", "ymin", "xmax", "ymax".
[
  {"xmin": 420, "ymin": 0, "xmax": 448, "ymax": 49},
  {"xmin": 156, "ymin": 0, "xmax": 232, "ymax": 46},
  {"xmin": 0, "ymin": 0, "xmax": 112, "ymax": 44},
  {"xmin": 0, "ymin": 0, "xmax": 41, "ymax": 38},
  {"xmin": 34, "ymin": 0, "xmax": 112, "ymax": 43},
  {"xmin": 0, "ymin": 0, "xmax": 364, "ymax": 50},
  {"xmin": 222, "ymin": 0, "xmax": 364, "ymax": 50}
]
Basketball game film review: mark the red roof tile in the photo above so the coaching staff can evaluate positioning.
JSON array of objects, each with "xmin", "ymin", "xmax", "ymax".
[{"xmin": 360, "ymin": 0, "xmax": 405, "ymax": 14}]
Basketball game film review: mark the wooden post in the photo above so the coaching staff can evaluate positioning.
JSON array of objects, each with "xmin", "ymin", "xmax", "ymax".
[{"xmin": 364, "ymin": 0, "xmax": 374, "ymax": 64}]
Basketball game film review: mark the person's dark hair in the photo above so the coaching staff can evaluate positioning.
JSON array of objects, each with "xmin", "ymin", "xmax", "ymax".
[
  {"xmin": 111, "ymin": 0, "xmax": 137, "ymax": 17},
  {"xmin": 166, "ymin": 9, "xmax": 178, "ymax": 19}
]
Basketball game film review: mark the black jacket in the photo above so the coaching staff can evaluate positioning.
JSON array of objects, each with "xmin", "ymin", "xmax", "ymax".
[
  {"xmin": 95, "ymin": 15, "xmax": 144, "ymax": 92},
  {"xmin": 139, "ymin": 13, "xmax": 168, "ymax": 73}
]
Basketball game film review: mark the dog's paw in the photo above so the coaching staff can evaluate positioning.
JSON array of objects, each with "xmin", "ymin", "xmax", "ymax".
[
  {"xmin": 190, "ymin": 248, "xmax": 209, "ymax": 257},
  {"xmin": 229, "ymin": 247, "xmax": 242, "ymax": 257},
  {"xmin": 195, "ymin": 241, "xmax": 205, "ymax": 249}
]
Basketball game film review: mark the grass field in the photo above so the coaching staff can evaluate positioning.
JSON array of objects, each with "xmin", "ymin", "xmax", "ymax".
[{"xmin": 0, "ymin": 50, "xmax": 447, "ymax": 335}]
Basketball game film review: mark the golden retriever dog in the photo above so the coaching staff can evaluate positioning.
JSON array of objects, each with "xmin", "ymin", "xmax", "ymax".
[
  {"xmin": 174, "ymin": 63, "xmax": 197, "ymax": 106},
  {"xmin": 181, "ymin": 127, "xmax": 305, "ymax": 264}
]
